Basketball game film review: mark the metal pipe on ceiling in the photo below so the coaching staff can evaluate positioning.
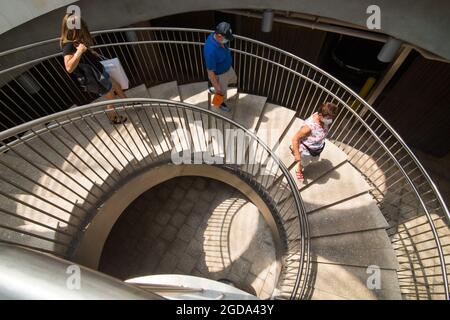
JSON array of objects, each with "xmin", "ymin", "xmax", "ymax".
[{"xmin": 221, "ymin": 9, "xmax": 449, "ymax": 63}]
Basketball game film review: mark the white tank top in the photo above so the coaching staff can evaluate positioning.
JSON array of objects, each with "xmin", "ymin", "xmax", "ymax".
[{"xmin": 300, "ymin": 113, "xmax": 329, "ymax": 156}]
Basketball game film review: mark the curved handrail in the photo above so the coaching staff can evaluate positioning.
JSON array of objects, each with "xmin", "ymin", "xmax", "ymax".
[
  {"xmin": 0, "ymin": 98, "xmax": 310, "ymax": 300},
  {"xmin": 0, "ymin": 27, "xmax": 448, "ymax": 299}
]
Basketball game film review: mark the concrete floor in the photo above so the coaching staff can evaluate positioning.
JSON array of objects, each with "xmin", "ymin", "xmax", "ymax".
[{"xmin": 99, "ymin": 176, "xmax": 278, "ymax": 299}]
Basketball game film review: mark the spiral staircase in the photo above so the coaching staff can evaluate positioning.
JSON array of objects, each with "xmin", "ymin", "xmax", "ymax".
[{"xmin": 0, "ymin": 28, "xmax": 448, "ymax": 300}]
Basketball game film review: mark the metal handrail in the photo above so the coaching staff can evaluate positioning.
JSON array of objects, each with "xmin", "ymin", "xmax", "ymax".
[
  {"xmin": 0, "ymin": 27, "xmax": 448, "ymax": 299},
  {"xmin": 0, "ymin": 98, "xmax": 309, "ymax": 300},
  {"xmin": 0, "ymin": 243, "xmax": 162, "ymax": 299}
]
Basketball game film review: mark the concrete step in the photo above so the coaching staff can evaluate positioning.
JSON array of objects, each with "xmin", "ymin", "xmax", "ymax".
[
  {"xmin": 213, "ymin": 88, "xmax": 238, "ymax": 120},
  {"xmin": 178, "ymin": 82, "xmax": 209, "ymax": 109},
  {"xmin": 0, "ymin": 188, "xmax": 81, "ymax": 232},
  {"xmin": 309, "ymin": 262, "xmax": 402, "ymax": 300},
  {"xmin": 298, "ymin": 140, "xmax": 349, "ymax": 182},
  {"xmin": 178, "ymin": 82, "xmax": 211, "ymax": 150},
  {"xmin": 148, "ymin": 81, "xmax": 181, "ymax": 101},
  {"xmin": 253, "ymin": 117, "xmax": 303, "ymax": 189},
  {"xmin": 256, "ymin": 103, "xmax": 296, "ymax": 148},
  {"xmin": 125, "ymin": 83, "xmax": 151, "ymax": 98},
  {"xmin": 308, "ymin": 193, "xmax": 389, "ymax": 238},
  {"xmin": 0, "ymin": 217, "xmax": 69, "ymax": 255},
  {"xmin": 300, "ymin": 162, "xmax": 372, "ymax": 213},
  {"xmin": 0, "ymin": 152, "xmax": 102, "ymax": 213},
  {"xmin": 153, "ymin": 107, "xmax": 190, "ymax": 153},
  {"xmin": 6, "ymin": 132, "xmax": 108, "ymax": 198},
  {"xmin": 232, "ymin": 93, "xmax": 267, "ymax": 132},
  {"xmin": 311, "ymin": 229, "xmax": 400, "ymax": 270}
]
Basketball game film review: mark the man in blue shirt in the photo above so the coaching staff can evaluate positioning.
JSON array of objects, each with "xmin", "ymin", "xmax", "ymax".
[{"xmin": 203, "ymin": 22, "xmax": 237, "ymax": 112}]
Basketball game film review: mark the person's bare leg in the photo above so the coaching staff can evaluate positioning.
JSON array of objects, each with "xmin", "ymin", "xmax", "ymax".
[
  {"xmin": 104, "ymin": 88, "xmax": 117, "ymax": 122},
  {"xmin": 111, "ymin": 78, "xmax": 126, "ymax": 99},
  {"xmin": 104, "ymin": 79, "xmax": 127, "ymax": 121}
]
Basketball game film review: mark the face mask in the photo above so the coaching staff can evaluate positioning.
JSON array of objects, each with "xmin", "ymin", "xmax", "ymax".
[
  {"xmin": 322, "ymin": 117, "xmax": 333, "ymax": 126},
  {"xmin": 220, "ymin": 38, "xmax": 229, "ymax": 44}
]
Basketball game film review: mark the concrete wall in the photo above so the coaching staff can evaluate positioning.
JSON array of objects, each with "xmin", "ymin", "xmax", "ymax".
[
  {"xmin": 0, "ymin": 0, "xmax": 74, "ymax": 35},
  {"xmin": 0, "ymin": 0, "xmax": 450, "ymax": 60}
]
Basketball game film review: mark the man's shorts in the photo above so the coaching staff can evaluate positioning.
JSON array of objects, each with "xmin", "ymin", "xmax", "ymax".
[{"xmin": 216, "ymin": 67, "xmax": 237, "ymax": 100}]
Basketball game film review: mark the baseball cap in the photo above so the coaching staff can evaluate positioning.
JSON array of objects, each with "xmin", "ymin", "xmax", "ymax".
[{"xmin": 215, "ymin": 22, "xmax": 234, "ymax": 41}]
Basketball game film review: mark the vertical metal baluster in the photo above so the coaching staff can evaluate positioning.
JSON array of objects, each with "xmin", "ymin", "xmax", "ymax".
[
  {"xmin": 0, "ymin": 169, "xmax": 85, "ymax": 221},
  {"xmin": 129, "ymin": 102, "xmax": 158, "ymax": 161},
  {"xmin": 348, "ymin": 121, "xmax": 383, "ymax": 162},
  {"xmin": 102, "ymin": 33, "xmax": 133, "ymax": 85},
  {"xmin": 57, "ymin": 117, "xmax": 124, "ymax": 182},
  {"xmin": 135, "ymin": 32, "xmax": 151, "ymax": 83},
  {"xmin": 111, "ymin": 104, "xmax": 147, "ymax": 167},
  {"xmin": 150, "ymin": 104, "xmax": 173, "ymax": 153},
  {"xmin": 251, "ymin": 43, "xmax": 259, "ymax": 94},
  {"xmin": 171, "ymin": 31, "xmax": 186, "ymax": 81},
  {"xmin": 257, "ymin": 45, "xmax": 265, "ymax": 94},
  {"xmin": 195, "ymin": 31, "xmax": 203, "ymax": 80},
  {"xmin": 329, "ymin": 96, "xmax": 355, "ymax": 145},
  {"xmin": 312, "ymin": 79, "xmax": 332, "ymax": 115},
  {"xmin": 0, "ymin": 188, "xmax": 80, "ymax": 227},
  {"xmin": 183, "ymin": 32, "xmax": 195, "ymax": 83},
  {"xmin": 38, "ymin": 59, "xmax": 75, "ymax": 107},
  {"xmin": 138, "ymin": 103, "xmax": 163, "ymax": 161},
  {"xmin": 45, "ymin": 125, "xmax": 116, "ymax": 190},
  {"xmin": 0, "ymin": 207, "xmax": 74, "ymax": 239},
  {"xmin": 159, "ymin": 31, "xmax": 174, "ymax": 80},
  {"xmin": 270, "ymin": 52, "xmax": 284, "ymax": 103},
  {"xmin": 113, "ymin": 32, "xmax": 142, "ymax": 85},
  {"xmin": 89, "ymin": 109, "xmax": 138, "ymax": 173},
  {"xmin": 304, "ymin": 74, "xmax": 323, "ymax": 117},
  {"xmin": 295, "ymin": 66, "xmax": 311, "ymax": 116},
  {"xmin": 175, "ymin": 106, "xmax": 191, "ymax": 155},
  {"xmin": 242, "ymin": 40, "xmax": 248, "ymax": 93},
  {"xmin": 248, "ymin": 42, "xmax": 255, "ymax": 93},
  {"xmin": 139, "ymin": 102, "xmax": 167, "ymax": 159},
  {"xmin": 150, "ymin": 32, "xmax": 168, "ymax": 81},
  {"xmin": 10, "ymin": 133, "xmax": 102, "ymax": 202},
  {"xmin": 22, "ymin": 68, "xmax": 61, "ymax": 112},
  {"xmin": 48, "ymin": 57, "xmax": 86, "ymax": 106},
  {"xmin": 72, "ymin": 112, "xmax": 131, "ymax": 176},
  {"xmin": 0, "ymin": 140, "xmax": 98, "ymax": 209},
  {"xmin": 164, "ymin": 103, "xmax": 183, "ymax": 160},
  {"xmin": 156, "ymin": 103, "xmax": 177, "ymax": 151},
  {"xmin": 189, "ymin": 32, "xmax": 199, "ymax": 81},
  {"xmin": 285, "ymin": 60, "xmax": 301, "ymax": 109},
  {"xmin": 2, "ymin": 77, "xmax": 48, "ymax": 118},
  {"xmin": 118, "ymin": 103, "xmax": 152, "ymax": 166},
  {"xmin": 0, "ymin": 156, "xmax": 90, "ymax": 216},
  {"xmin": 180, "ymin": 33, "xmax": 192, "ymax": 81},
  {"xmin": 0, "ymin": 89, "xmax": 28, "ymax": 124},
  {"xmin": 274, "ymin": 55, "xmax": 287, "ymax": 103},
  {"xmin": 280, "ymin": 57, "xmax": 294, "ymax": 107},
  {"xmin": 236, "ymin": 39, "xmax": 243, "ymax": 91},
  {"xmin": 29, "ymin": 126, "xmax": 111, "ymax": 195},
  {"xmin": 266, "ymin": 51, "xmax": 277, "ymax": 102},
  {"xmin": 135, "ymin": 38, "xmax": 153, "ymax": 85},
  {"xmin": 141, "ymin": 31, "xmax": 160, "ymax": 82}
]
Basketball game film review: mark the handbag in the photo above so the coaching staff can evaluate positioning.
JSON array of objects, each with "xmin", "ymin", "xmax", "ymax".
[
  {"xmin": 99, "ymin": 56, "xmax": 129, "ymax": 90},
  {"xmin": 75, "ymin": 53, "xmax": 111, "ymax": 96},
  {"xmin": 301, "ymin": 141, "xmax": 325, "ymax": 157}
]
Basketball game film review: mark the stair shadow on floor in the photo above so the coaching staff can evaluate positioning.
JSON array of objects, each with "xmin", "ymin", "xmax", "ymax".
[{"xmin": 302, "ymin": 159, "xmax": 340, "ymax": 186}]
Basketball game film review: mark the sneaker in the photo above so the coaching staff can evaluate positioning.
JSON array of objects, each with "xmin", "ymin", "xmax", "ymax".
[{"xmin": 220, "ymin": 102, "xmax": 231, "ymax": 112}]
